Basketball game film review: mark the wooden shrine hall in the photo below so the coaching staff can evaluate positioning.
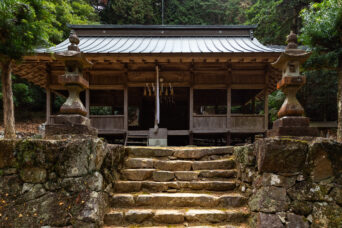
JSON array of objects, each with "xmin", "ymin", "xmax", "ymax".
[{"xmin": 14, "ymin": 25, "xmax": 283, "ymax": 146}]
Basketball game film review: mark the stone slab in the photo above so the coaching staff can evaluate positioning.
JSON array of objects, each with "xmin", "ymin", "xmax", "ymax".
[
  {"xmin": 153, "ymin": 171, "xmax": 175, "ymax": 182},
  {"xmin": 268, "ymin": 126, "xmax": 318, "ymax": 137},
  {"xmin": 104, "ymin": 211, "xmax": 124, "ymax": 225},
  {"xmin": 149, "ymin": 139, "xmax": 168, "ymax": 147},
  {"xmin": 110, "ymin": 194, "xmax": 135, "ymax": 207},
  {"xmin": 154, "ymin": 160, "xmax": 192, "ymax": 171},
  {"xmin": 153, "ymin": 210, "xmax": 184, "ymax": 224},
  {"xmin": 174, "ymin": 171, "xmax": 199, "ymax": 181},
  {"xmin": 122, "ymin": 169, "xmax": 154, "ymax": 181},
  {"xmin": 135, "ymin": 193, "xmax": 218, "ymax": 208},
  {"xmin": 125, "ymin": 158, "xmax": 154, "ymax": 169},
  {"xmin": 125, "ymin": 209, "xmax": 153, "ymax": 223},
  {"xmin": 192, "ymin": 159, "xmax": 235, "ymax": 170},
  {"xmin": 198, "ymin": 170, "xmax": 236, "ymax": 178},
  {"xmin": 45, "ymin": 123, "xmax": 97, "ymax": 137}
]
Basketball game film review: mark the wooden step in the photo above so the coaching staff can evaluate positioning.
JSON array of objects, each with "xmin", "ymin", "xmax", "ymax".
[
  {"xmin": 104, "ymin": 208, "xmax": 249, "ymax": 226},
  {"xmin": 127, "ymin": 135, "xmax": 149, "ymax": 138},
  {"xmin": 114, "ymin": 180, "xmax": 236, "ymax": 193},
  {"xmin": 110, "ymin": 193, "xmax": 247, "ymax": 208},
  {"xmin": 125, "ymin": 135, "xmax": 149, "ymax": 146}
]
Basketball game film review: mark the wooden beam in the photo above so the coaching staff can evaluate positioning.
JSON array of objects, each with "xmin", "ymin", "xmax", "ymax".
[
  {"xmin": 231, "ymin": 84, "xmax": 266, "ymax": 89},
  {"xmin": 127, "ymin": 82, "xmax": 190, "ymax": 87},
  {"xmin": 90, "ymin": 85, "xmax": 125, "ymax": 90},
  {"xmin": 193, "ymin": 84, "xmax": 227, "ymax": 89}
]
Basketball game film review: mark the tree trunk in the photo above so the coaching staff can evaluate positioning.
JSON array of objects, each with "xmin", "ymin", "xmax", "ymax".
[
  {"xmin": 1, "ymin": 60, "xmax": 16, "ymax": 138},
  {"xmin": 337, "ymin": 61, "xmax": 342, "ymax": 142}
]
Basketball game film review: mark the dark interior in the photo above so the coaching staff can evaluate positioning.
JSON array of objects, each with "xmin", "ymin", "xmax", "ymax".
[{"xmin": 128, "ymin": 87, "xmax": 189, "ymax": 130}]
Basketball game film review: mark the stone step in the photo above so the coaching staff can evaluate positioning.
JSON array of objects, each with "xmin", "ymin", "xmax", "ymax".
[
  {"xmin": 126, "ymin": 146, "xmax": 234, "ymax": 159},
  {"xmin": 104, "ymin": 208, "xmax": 249, "ymax": 226},
  {"xmin": 110, "ymin": 193, "xmax": 247, "ymax": 208},
  {"xmin": 124, "ymin": 158, "xmax": 235, "ymax": 171},
  {"xmin": 114, "ymin": 180, "xmax": 236, "ymax": 193},
  {"xmin": 121, "ymin": 169, "xmax": 155, "ymax": 181},
  {"xmin": 120, "ymin": 169, "xmax": 237, "ymax": 181},
  {"xmin": 104, "ymin": 225, "xmax": 248, "ymax": 228}
]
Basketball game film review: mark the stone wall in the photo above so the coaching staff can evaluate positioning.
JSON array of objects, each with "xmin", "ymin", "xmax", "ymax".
[
  {"xmin": 235, "ymin": 137, "xmax": 342, "ymax": 228},
  {"xmin": 0, "ymin": 137, "xmax": 125, "ymax": 227}
]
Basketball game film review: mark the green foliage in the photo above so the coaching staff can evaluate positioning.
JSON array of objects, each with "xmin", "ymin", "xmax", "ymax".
[
  {"xmin": 0, "ymin": 76, "xmax": 45, "ymax": 110},
  {"xmin": 299, "ymin": 70, "xmax": 337, "ymax": 121},
  {"xmin": 300, "ymin": 0, "xmax": 342, "ymax": 68},
  {"xmin": 268, "ymin": 90, "xmax": 285, "ymax": 121},
  {"xmin": 298, "ymin": 0, "xmax": 342, "ymax": 126},
  {"xmin": 0, "ymin": 0, "xmax": 51, "ymax": 60},
  {"xmin": 0, "ymin": 0, "xmax": 98, "ymax": 119},
  {"xmin": 44, "ymin": 0, "xmax": 99, "ymax": 44},
  {"xmin": 246, "ymin": 0, "xmax": 320, "ymax": 45},
  {"xmin": 100, "ymin": 0, "xmax": 156, "ymax": 24},
  {"xmin": 99, "ymin": 0, "xmax": 253, "ymax": 25}
]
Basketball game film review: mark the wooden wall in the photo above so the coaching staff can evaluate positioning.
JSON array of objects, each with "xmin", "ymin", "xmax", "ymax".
[{"xmin": 48, "ymin": 62, "xmax": 271, "ymax": 90}]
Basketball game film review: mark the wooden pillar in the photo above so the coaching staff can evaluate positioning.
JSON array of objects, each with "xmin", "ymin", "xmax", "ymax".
[
  {"xmin": 227, "ymin": 86, "xmax": 231, "ymax": 129},
  {"xmin": 264, "ymin": 88, "xmax": 269, "ymax": 131},
  {"xmin": 46, "ymin": 88, "xmax": 51, "ymax": 124},
  {"xmin": 227, "ymin": 86, "xmax": 231, "ymax": 145},
  {"xmin": 189, "ymin": 87, "xmax": 194, "ymax": 145},
  {"xmin": 86, "ymin": 89, "xmax": 90, "ymax": 118},
  {"xmin": 124, "ymin": 87, "xmax": 128, "ymax": 131}
]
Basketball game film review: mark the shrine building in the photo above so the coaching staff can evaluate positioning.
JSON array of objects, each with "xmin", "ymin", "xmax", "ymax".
[{"xmin": 13, "ymin": 25, "xmax": 283, "ymax": 145}]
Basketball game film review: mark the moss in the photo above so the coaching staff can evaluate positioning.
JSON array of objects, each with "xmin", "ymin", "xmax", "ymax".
[
  {"xmin": 0, "ymin": 169, "xmax": 3, "ymax": 176},
  {"xmin": 327, "ymin": 205, "xmax": 342, "ymax": 227},
  {"xmin": 278, "ymin": 136, "xmax": 309, "ymax": 144},
  {"xmin": 15, "ymin": 139, "xmax": 38, "ymax": 167}
]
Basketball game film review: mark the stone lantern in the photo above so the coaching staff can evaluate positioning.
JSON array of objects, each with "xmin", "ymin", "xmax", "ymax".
[
  {"xmin": 45, "ymin": 31, "xmax": 97, "ymax": 136},
  {"xmin": 268, "ymin": 31, "xmax": 318, "ymax": 137}
]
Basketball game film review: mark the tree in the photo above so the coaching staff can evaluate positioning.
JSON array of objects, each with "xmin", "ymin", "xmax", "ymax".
[
  {"xmin": 247, "ymin": 0, "xmax": 320, "ymax": 45},
  {"xmin": 100, "ymin": 0, "xmax": 156, "ymax": 24},
  {"xmin": 0, "ymin": 0, "xmax": 54, "ymax": 138},
  {"xmin": 45, "ymin": 0, "xmax": 99, "ymax": 44},
  {"xmin": 0, "ymin": 0, "xmax": 98, "ymax": 137},
  {"xmin": 300, "ymin": 0, "xmax": 342, "ymax": 141}
]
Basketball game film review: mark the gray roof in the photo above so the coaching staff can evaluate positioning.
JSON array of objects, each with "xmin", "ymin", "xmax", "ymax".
[{"xmin": 37, "ymin": 25, "xmax": 282, "ymax": 54}]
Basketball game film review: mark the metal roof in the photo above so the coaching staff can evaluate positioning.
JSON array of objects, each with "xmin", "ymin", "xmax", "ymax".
[
  {"xmin": 68, "ymin": 24, "xmax": 258, "ymax": 30},
  {"xmin": 37, "ymin": 36, "xmax": 282, "ymax": 54}
]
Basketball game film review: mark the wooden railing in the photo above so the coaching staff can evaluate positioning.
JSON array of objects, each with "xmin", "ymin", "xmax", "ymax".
[
  {"xmin": 50, "ymin": 114, "xmax": 265, "ymax": 135},
  {"xmin": 90, "ymin": 115, "xmax": 125, "ymax": 133},
  {"xmin": 230, "ymin": 114, "xmax": 265, "ymax": 132},
  {"xmin": 193, "ymin": 114, "xmax": 227, "ymax": 132},
  {"xmin": 192, "ymin": 114, "xmax": 265, "ymax": 133}
]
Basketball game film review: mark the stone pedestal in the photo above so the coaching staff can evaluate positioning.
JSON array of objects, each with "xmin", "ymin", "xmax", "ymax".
[
  {"xmin": 45, "ymin": 115, "xmax": 97, "ymax": 137},
  {"xmin": 149, "ymin": 128, "xmax": 168, "ymax": 146},
  {"xmin": 268, "ymin": 116, "xmax": 318, "ymax": 137}
]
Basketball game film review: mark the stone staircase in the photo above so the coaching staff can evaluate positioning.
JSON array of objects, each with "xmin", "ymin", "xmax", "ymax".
[{"xmin": 103, "ymin": 147, "xmax": 249, "ymax": 228}]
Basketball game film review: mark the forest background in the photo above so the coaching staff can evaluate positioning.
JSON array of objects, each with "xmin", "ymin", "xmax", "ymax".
[{"xmin": 0, "ymin": 0, "xmax": 337, "ymax": 128}]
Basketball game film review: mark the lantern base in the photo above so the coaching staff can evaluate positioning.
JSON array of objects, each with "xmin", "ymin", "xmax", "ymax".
[
  {"xmin": 45, "ymin": 114, "xmax": 97, "ymax": 137},
  {"xmin": 268, "ymin": 116, "xmax": 318, "ymax": 137}
]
